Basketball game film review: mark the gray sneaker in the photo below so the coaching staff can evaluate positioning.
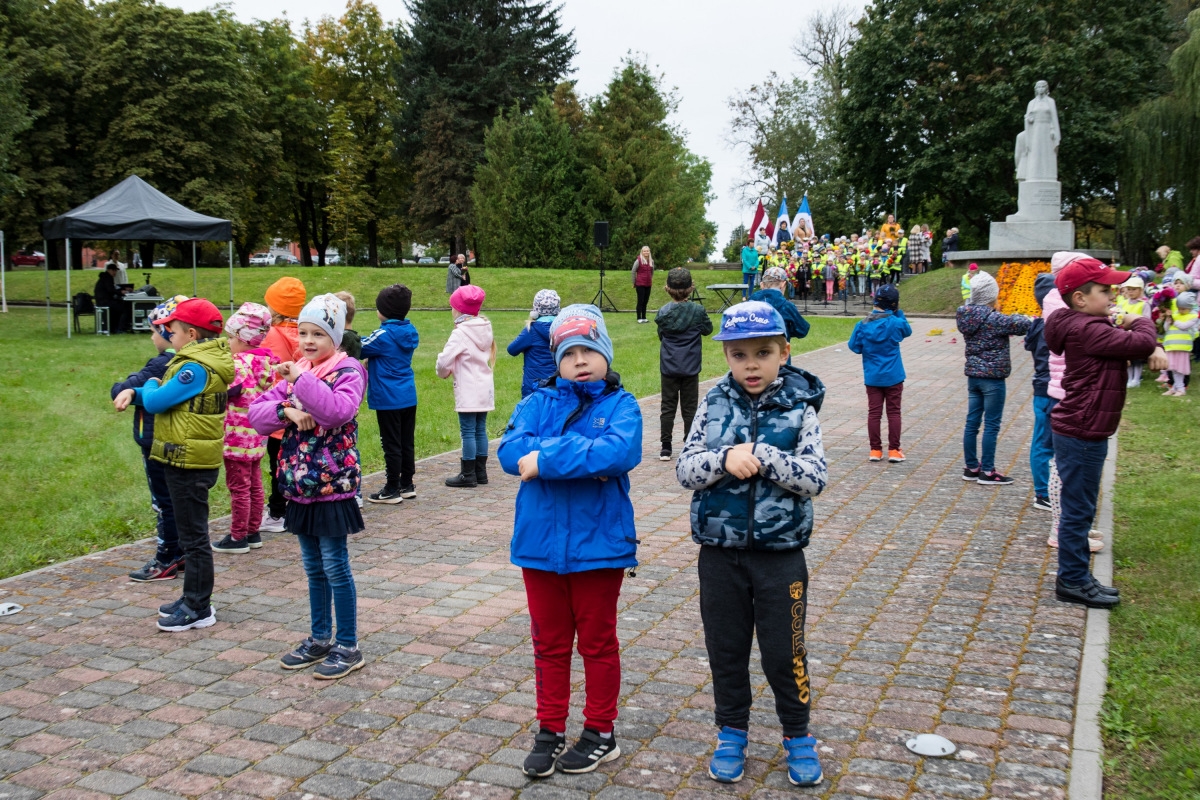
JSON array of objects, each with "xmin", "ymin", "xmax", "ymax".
[
  {"xmin": 314, "ymin": 645, "xmax": 365, "ymax": 679},
  {"xmin": 280, "ymin": 637, "xmax": 332, "ymax": 670}
]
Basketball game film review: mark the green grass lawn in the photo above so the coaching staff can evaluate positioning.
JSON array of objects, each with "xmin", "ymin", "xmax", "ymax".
[
  {"xmin": 894, "ymin": 265, "xmax": 987, "ymax": 316},
  {"xmin": 1103, "ymin": 381, "xmax": 1200, "ymax": 798},
  {"xmin": 0, "ymin": 304, "xmax": 856, "ymax": 579}
]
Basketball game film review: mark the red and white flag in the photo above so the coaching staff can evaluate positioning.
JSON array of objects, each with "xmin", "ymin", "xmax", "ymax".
[{"xmin": 749, "ymin": 199, "xmax": 774, "ymax": 240}]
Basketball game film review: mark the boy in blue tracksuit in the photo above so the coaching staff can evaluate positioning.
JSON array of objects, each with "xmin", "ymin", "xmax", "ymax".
[
  {"xmin": 498, "ymin": 304, "xmax": 642, "ymax": 780},
  {"xmin": 361, "ymin": 284, "xmax": 419, "ymax": 504},
  {"xmin": 507, "ymin": 289, "xmax": 560, "ymax": 397},
  {"xmin": 676, "ymin": 301, "xmax": 829, "ymax": 788},
  {"xmin": 111, "ymin": 296, "xmax": 185, "ymax": 582},
  {"xmin": 847, "ymin": 284, "xmax": 913, "ymax": 462}
]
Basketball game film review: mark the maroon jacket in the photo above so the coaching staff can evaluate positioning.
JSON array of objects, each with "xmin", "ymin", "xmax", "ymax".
[{"xmin": 1044, "ymin": 310, "xmax": 1157, "ymax": 440}]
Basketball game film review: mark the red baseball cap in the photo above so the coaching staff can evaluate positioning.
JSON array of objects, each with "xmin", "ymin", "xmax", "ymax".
[
  {"xmin": 1054, "ymin": 258, "xmax": 1131, "ymax": 296},
  {"xmin": 158, "ymin": 297, "xmax": 224, "ymax": 333}
]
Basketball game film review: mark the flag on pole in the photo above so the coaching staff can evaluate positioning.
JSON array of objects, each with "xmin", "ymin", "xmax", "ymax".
[
  {"xmin": 792, "ymin": 193, "xmax": 813, "ymax": 239},
  {"xmin": 749, "ymin": 199, "xmax": 769, "ymax": 241}
]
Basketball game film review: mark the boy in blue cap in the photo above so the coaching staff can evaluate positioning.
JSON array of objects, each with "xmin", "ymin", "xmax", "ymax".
[
  {"xmin": 498, "ymin": 304, "xmax": 643, "ymax": 779},
  {"xmin": 675, "ymin": 300, "xmax": 828, "ymax": 787}
]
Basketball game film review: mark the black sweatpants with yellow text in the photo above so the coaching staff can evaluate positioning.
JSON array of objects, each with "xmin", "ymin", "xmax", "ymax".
[{"xmin": 698, "ymin": 545, "xmax": 811, "ymax": 737}]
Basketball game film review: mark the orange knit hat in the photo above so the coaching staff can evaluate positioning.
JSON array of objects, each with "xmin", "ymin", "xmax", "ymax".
[{"xmin": 264, "ymin": 277, "xmax": 306, "ymax": 319}]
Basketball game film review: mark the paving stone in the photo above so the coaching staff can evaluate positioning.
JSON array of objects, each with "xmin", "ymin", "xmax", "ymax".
[
  {"xmin": 184, "ymin": 754, "xmax": 250, "ymax": 776},
  {"xmin": 367, "ymin": 782, "xmax": 437, "ymax": 800},
  {"xmin": 299, "ymin": 774, "xmax": 370, "ymax": 799},
  {"xmin": 390, "ymin": 764, "xmax": 461, "ymax": 787},
  {"xmin": 282, "ymin": 740, "xmax": 348, "ymax": 762},
  {"xmin": 254, "ymin": 755, "xmax": 321, "ymax": 778},
  {"xmin": 76, "ymin": 769, "xmax": 147, "ymax": 794},
  {"xmin": 327, "ymin": 757, "xmax": 394, "ymax": 781}
]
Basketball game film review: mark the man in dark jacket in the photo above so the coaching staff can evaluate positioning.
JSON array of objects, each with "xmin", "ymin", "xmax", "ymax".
[
  {"xmin": 751, "ymin": 267, "xmax": 810, "ymax": 365},
  {"xmin": 94, "ymin": 263, "xmax": 127, "ymax": 333},
  {"xmin": 655, "ymin": 268, "xmax": 713, "ymax": 460}
]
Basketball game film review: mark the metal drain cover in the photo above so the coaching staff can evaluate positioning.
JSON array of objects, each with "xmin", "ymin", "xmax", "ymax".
[{"xmin": 906, "ymin": 734, "xmax": 956, "ymax": 757}]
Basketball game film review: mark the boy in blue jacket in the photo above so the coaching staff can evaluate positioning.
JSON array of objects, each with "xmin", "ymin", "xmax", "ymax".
[
  {"xmin": 847, "ymin": 284, "xmax": 913, "ymax": 462},
  {"xmin": 676, "ymin": 301, "xmax": 829, "ymax": 788},
  {"xmin": 498, "ymin": 304, "xmax": 642, "ymax": 779},
  {"xmin": 362, "ymin": 284, "xmax": 420, "ymax": 504},
  {"xmin": 111, "ymin": 296, "xmax": 186, "ymax": 582},
  {"xmin": 506, "ymin": 289, "xmax": 559, "ymax": 397}
]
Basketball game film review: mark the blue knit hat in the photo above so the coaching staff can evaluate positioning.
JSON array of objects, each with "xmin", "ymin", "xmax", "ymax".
[
  {"xmin": 549, "ymin": 304, "xmax": 613, "ymax": 366},
  {"xmin": 712, "ymin": 301, "xmax": 786, "ymax": 341}
]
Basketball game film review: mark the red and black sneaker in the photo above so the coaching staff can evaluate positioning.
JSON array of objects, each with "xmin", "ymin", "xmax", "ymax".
[
  {"xmin": 977, "ymin": 471, "xmax": 1015, "ymax": 486},
  {"xmin": 129, "ymin": 555, "xmax": 184, "ymax": 582}
]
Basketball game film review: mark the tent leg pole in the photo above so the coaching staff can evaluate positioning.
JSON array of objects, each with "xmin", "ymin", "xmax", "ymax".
[
  {"xmin": 44, "ymin": 238, "xmax": 50, "ymax": 331},
  {"xmin": 1, "ymin": 230, "xmax": 7, "ymax": 313},
  {"xmin": 66, "ymin": 238, "xmax": 72, "ymax": 339},
  {"xmin": 192, "ymin": 242, "xmax": 197, "ymax": 297},
  {"xmin": 228, "ymin": 240, "xmax": 234, "ymax": 311}
]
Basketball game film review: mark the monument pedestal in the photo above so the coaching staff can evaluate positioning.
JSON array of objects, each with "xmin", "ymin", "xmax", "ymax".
[
  {"xmin": 1006, "ymin": 181, "xmax": 1062, "ymax": 222},
  {"xmin": 989, "ymin": 219, "xmax": 1075, "ymax": 251}
]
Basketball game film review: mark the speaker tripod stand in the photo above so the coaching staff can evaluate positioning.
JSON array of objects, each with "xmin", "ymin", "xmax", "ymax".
[{"xmin": 591, "ymin": 248, "xmax": 618, "ymax": 313}]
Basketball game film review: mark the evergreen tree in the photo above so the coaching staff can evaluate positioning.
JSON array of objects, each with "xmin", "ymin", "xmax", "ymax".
[
  {"xmin": 395, "ymin": 0, "xmax": 576, "ymax": 252},
  {"xmin": 722, "ymin": 224, "xmax": 748, "ymax": 262},
  {"xmin": 472, "ymin": 95, "xmax": 589, "ymax": 267}
]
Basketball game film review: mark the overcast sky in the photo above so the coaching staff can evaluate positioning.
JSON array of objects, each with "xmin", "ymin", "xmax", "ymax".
[{"xmin": 168, "ymin": 0, "xmax": 856, "ymax": 254}]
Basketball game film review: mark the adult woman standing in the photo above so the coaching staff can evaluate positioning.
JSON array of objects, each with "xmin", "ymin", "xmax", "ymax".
[
  {"xmin": 942, "ymin": 228, "xmax": 960, "ymax": 269},
  {"xmin": 910, "ymin": 225, "xmax": 928, "ymax": 274},
  {"xmin": 632, "ymin": 246, "xmax": 655, "ymax": 323}
]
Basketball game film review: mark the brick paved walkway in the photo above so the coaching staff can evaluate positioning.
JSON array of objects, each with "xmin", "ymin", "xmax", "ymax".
[{"xmin": 0, "ymin": 323, "xmax": 1086, "ymax": 800}]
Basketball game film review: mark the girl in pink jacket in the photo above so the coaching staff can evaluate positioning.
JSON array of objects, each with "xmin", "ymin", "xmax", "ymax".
[{"xmin": 437, "ymin": 285, "xmax": 496, "ymax": 488}]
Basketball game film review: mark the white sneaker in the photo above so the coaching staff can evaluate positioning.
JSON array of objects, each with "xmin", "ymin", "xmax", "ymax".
[
  {"xmin": 356, "ymin": 496, "xmax": 364, "ymax": 509},
  {"xmin": 260, "ymin": 514, "xmax": 286, "ymax": 533}
]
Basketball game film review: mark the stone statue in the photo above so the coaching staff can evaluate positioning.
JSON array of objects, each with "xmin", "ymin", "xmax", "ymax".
[{"xmin": 1014, "ymin": 80, "xmax": 1059, "ymax": 183}]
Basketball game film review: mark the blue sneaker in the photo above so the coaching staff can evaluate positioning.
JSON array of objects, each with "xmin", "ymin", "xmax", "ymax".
[
  {"xmin": 783, "ymin": 734, "xmax": 823, "ymax": 786},
  {"xmin": 707, "ymin": 726, "xmax": 747, "ymax": 783}
]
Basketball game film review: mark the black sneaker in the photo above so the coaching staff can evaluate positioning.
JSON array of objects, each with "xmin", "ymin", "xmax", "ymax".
[
  {"xmin": 314, "ymin": 645, "xmax": 365, "ymax": 679},
  {"xmin": 1033, "ymin": 496, "xmax": 1052, "ymax": 512},
  {"xmin": 157, "ymin": 603, "xmax": 216, "ymax": 632},
  {"xmin": 368, "ymin": 486, "xmax": 404, "ymax": 504},
  {"xmin": 659, "ymin": 448, "xmax": 671, "ymax": 462},
  {"xmin": 280, "ymin": 637, "xmax": 333, "ymax": 670},
  {"xmin": 212, "ymin": 535, "xmax": 250, "ymax": 554},
  {"xmin": 399, "ymin": 484, "xmax": 417, "ymax": 499},
  {"xmin": 556, "ymin": 728, "xmax": 621, "ymax": 773},
  {"xmin": 962, "ymin": 467, "xmax": 981, "ymax": 481},
  {"xmin": 977, "ymin": 471, "xmax": 1014, "ymax": 485},
  {"xmin": 1055, "ymin": 578, "xmax": 1119, "ymax": 609},
  {"xmin": 130, "ymin": 555, "xmax": 184, "ymax": 582},
  {"xmin": 246, "ymin": 532, "xmax": 263, "ymax": 549},
  {"xmin": 523, "ymin": 729, "xmax": 566, "ymax": 778}
]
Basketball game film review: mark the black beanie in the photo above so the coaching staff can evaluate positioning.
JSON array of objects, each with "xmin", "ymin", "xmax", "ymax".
[{"xmin": 376, "ymin": 284, "xmax": 412, "ymax": 320}]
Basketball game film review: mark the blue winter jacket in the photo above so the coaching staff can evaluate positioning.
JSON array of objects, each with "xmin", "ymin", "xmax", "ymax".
[
  {"xmin": 498, "ymin": 372, "xmax": 643, "ymax": 574},
  {"xmin": 750, "ymin": 288, "xmax": 811, "ymax": 366},
  {"xmin": 361, "ymin": 318, "xmax": 419, "ymax": 410},
  {"xmin": 847, "ymin": 309, "xmax": 912, "ymax": 387},
  {"xmin": 506, "ymin": 319, "xmax": 557, "ymax": 398},
  {"xmin": 111, "ymin": 350, "xmax": 174, "ymax": 451}
]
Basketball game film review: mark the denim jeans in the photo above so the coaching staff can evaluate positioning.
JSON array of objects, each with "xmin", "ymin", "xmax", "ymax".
[
  {"xmin": 458, "ymin": 411, "xmax": 489, "ymax": 461},
  {"xmin": 1053, "ymin": 433, "xmax": 1108, "ymax": 585},
  {"xmin": 1029, "ymin": 396, "xmax": 1057, "ymax": 497},
  {"xmin": 142, "ymin": 450, "xmax": 179, "ymax": 561},
  {"xmin": 742, "ymin": 273, "xmax": 757, "ymax": 299},
  {"xmin": 297, "ymin": 533, "xmax": 358, "ymax": 647},
  {"xmin": 963, "ymin": 377, "xmax": 1007, "ymax": 473}
]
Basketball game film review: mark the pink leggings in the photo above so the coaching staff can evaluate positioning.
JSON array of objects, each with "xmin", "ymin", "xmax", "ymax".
[
  {"xmin": 825, "ymin": 279, "xmax": 834, "ymax": 299},
  {"xmin": 224, "ymin": 457, "xmax": 264, "ymax": 540}
]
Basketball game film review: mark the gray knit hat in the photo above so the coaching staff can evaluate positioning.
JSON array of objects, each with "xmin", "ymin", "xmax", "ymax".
[
  {"xmin": 969, "ymin": 272, "xmax": 1000, "ymax": 306},
  {"xmin": 532, "ymin": 289, "xmax": 560, "ymax": 319}
]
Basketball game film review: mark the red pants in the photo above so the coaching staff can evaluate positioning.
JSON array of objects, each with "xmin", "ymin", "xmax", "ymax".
[
  {"xmin": 522, "ymin": 567, "xmax": 624, "ymax": 733},
  {"xmin": 866, "ymin": 382, "xmax": 903, "ymax": 450},
  {"xmin": 224, "ymin": 457, "xmax": 264, "ymax": 540}
]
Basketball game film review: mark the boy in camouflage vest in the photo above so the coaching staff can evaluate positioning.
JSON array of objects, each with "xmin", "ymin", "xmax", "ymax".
[
  {"xmin": 675, "ymin": 300, "xmax": 829, "ymax": 788},
  {"xmin": 135, "ymin": 298, "xmax": 235, "ymax": 632}
]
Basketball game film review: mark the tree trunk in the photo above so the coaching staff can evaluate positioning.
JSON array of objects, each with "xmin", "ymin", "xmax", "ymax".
[
  {"xmin": 367, "ymin": 218, "xmax": 379, "ymax": 266},
  {"xmin": 294, "ymin": 181, "xmax": 313, "ymax": 266}
]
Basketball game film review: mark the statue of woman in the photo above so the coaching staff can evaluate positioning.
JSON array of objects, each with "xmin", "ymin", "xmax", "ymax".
[{"xmin": 1015, "ymin": 80, "xmax": 1059, "ymax": 182}]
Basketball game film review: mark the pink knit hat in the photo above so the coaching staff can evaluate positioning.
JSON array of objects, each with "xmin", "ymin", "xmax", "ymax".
[
  {"xmin": 224, "ymin": 302, "xmax": 273, "ymax": 346},
  {"xmin": 450, "ymin": 285, "xmax": 486, "ymax": 317}
]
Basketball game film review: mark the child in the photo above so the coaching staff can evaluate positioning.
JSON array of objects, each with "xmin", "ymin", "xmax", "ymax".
[
  {"xmin": 135, "ymin": 298, "xmax": 235, "ymax": 632},
  {"xmin": 1044, "ymin": 258, "xmax": 1162, "ymax": 608},
  {"xmin": 335, "ymin": 291, "xmax": 361, "ymax": 359},
  {"xmin": 957, "ymin": 271, "xmax": 1031, "ymax": 485},
  {"xmin": 676, "ymin": 300, "xmax": 828, "ymax": 788},
  {"xmin": 751, "ymin": 266, "xmax": 810, "ymax": 364},
  {"xmin": 507, "ymin": 289, "xmax": 560, "ymax": 398},
  {"xmin": 655, "ymin": 268, "xmax": 714, "ymax": 461},
  {"xmin": 960, "ymin": 263, "xmax": 978, "ymax": 303},
  {"xmin": 823, "ymin": 254, "xmax": 836, "ymax": 302},
  {"xmin": 848, "ymin": 284, "xmax": 912, "ymax": 463},
  {"xmin": 1023, "ymin": 274, "xmax": 1056, "ymax": 510},
  {"xmin": 213, "ymin": 303, "xmax": 276, "ymax": 554},
  {"xmin": 436, "ymin": 285, "xmax": 496, "ymax": 488},
  {"xmin": 362, "ymin": 284, "xmax": 420, "ymax": 504},
  {"xmin": 260, "ymin": 277, "xmax": 307, "ymax": 533},
  {"xmin": 1118, "ymin": 276, "xmax": 1151, "ymax": 387},
  {"xmin": 111, "ymin": 295, "xmax": 186, "ymax": 581},
  {"xmin": 496, "ymin": 304, "xmax": 642, "ymax": 778},
  {"xmin": 249, "ymin": 294, "xmax": 368, "ymax": 677},
  {"xmin": 1162, "ymin": 291, "xmax": 1198, "ymax": 396}
]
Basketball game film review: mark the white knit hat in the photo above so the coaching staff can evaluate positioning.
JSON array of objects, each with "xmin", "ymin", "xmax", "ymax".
[
  {"xmin": 1050, "ymin": 251, "xmax": 1090, "ymax": 274},
  {"xmin": 969, "ymin": 272, "xmax": 1000, "ymax": 306}
]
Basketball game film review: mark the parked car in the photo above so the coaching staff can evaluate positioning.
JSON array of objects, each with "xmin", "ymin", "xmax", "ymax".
[
  {"xmin": 11, "ymin": 249, "xmax": 45, "ymax": 267},
  {"xmin": 418, "ymin": 257, "xmax": 435, "ymax": 264},
  {"xmin": 438, "ymin": 256, "xmax": 451, "ymax": 264},
  {"xmin": 277, "ymin": 253, "xmax": 300, "ymax": 265},
  {"xmin": 326, "ymin": 254, "xmax": 341, "ymax": 265},
  {"xmin": 249, "ymin": 253, "xmax": 273, "ymax": 266},
  {"xmin": 152, "ymin": 258, "xmax": 168, "ymax": 268}
]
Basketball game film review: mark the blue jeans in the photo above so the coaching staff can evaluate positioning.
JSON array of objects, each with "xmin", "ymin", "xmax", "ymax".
[
  {"xmin": 1053, "ymin": 434, "xmax": 1108, "ymax": 585},
  {"xmin": 459, "ymin": 411, "xmax": 489, "ymax": 460},
  {"xmin": 142, "ymin": 450, "xmax": 179, "ymax": 561},
  {"xmin": 1029, "ymin": 396, "xmax": 1057, "ymax": 497},
  {"xmin": 963, "ymin": 377, "xmax": 1006, "ymax": 473},
  {"xmin": 297, "ymin": 533, "xmax": 357, "ymax": 647},
  {"xmin": 742, "ymin": 273, "xmax": 757, "ymax": 299}
]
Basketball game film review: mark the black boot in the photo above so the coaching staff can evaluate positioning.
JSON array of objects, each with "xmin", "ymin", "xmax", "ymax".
[
  {"xmin": 474, "ymin": 455, "xmax": 489, "ymax": 486},
  {"xmin": 445, "ymin": 459, "xmax": 477, "ymax": 488}
]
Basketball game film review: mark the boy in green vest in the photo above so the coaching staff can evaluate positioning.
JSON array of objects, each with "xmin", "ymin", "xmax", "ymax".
[{"xmin": 135, "ymin": 298, "xmax": 235, "ymax": 632}]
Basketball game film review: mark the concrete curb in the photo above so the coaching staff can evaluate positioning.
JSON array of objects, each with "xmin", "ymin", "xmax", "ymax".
[{"xmin": 1068, "ymin": 433, "xmax": 1117, "ymax": 799}]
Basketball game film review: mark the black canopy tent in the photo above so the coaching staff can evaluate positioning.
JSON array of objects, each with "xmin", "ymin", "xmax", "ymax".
[{"xmin": 40, "ymin": 175, "xmax": 233, "ymax": 337}]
